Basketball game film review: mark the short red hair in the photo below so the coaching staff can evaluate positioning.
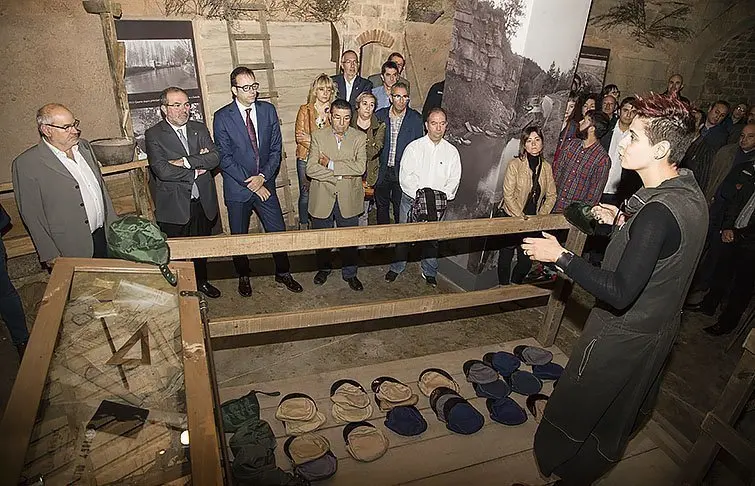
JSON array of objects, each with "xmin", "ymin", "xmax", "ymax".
[{"xmin": 632, "ymin": 94, "xmax": 697, "ymax": 164}]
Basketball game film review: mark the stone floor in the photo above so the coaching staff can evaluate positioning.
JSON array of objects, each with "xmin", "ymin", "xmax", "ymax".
[{"xmin": 0, "ymin": 248, "xmax": 752, "ymax": 484}]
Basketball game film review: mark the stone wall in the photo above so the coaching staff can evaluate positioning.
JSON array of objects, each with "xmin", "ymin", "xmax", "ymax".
[{"xmin": 699, "ymin": 29, "xmax": 755, "ymax": 106}]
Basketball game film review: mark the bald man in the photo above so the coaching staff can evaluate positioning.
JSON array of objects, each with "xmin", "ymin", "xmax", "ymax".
[
  {"xmin": 662, "ymin": 74, "xmax": 690, "ymax": 105},
  {"xmin": 13, "ymin": 104, "xmax": 116, "ymax": 267}
]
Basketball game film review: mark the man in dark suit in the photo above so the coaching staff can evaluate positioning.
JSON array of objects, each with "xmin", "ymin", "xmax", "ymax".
[
  {"xmin": 213, "ymin": 66, "xmax": 302, "ymax": 297},
  {"xmin": 13, "ymin": 103, "xmax": 116, "ymax": 267},
  {"xmin": 0, "ymin": 203, "xmax": 28, "ymax": 358},
  {"xmin": 145, "ymin": 86, "xmax": 221, "ymax": 298},
  {"xmin": 332, "ymin": 50, "xmax": 372, "ymax": 108},
  {"xmin": 374, "ymin": 82, "xmax": 424, "ymax": 225}
]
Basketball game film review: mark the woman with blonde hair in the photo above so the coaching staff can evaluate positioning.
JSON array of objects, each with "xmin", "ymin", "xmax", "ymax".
[
  {"xmin": 295, "ymin": 73, "xmax": 336, "ymax": 228},
  {"xmin": 497, "ymin": 126, "xmax": 557, "ymax": 284}
]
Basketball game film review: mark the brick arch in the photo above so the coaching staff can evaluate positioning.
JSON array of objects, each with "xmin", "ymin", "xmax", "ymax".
[{"xmin": 355, "ymin": 29, "xmax": 395, "ymax": 49}]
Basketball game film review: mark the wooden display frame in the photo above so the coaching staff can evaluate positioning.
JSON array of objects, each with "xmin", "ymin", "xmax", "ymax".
[{"xmin": 0, "ymin": 258, "xmax": 223, "ymax": 486}]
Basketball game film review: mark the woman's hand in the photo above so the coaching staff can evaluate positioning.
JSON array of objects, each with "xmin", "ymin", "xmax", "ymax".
[
  {"xmin": 295, "ymin": 131, "xmax": 311, "ymax": 143},
  {"xmin": 521, "ymin": 232, "xmax": 566, "ymax": 263},
  {"xmin": 591, "ymin": 203, "xmax": 619, "ymax": 225}
]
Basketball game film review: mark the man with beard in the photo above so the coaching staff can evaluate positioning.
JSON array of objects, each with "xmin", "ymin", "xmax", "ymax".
[{"xmin": 552, "ymin": 110, "xmax": 611, "ymax": 212}]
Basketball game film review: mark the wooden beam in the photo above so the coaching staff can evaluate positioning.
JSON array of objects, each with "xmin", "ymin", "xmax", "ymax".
[
  {"xmin": 209, "ymin": 284, "xmax": 551, "ymax": 340},
  {"xmin": 537, "ymin": 226, "xmax": 587, "ymax": 347},
  {"xmin": 100, "ymin": 159, "xmax": 149, "ymax": 175},
  {"xmin": 700, "ymin": 413, "xmax": 755, "ymax": 469},
  {"xmin": 168, "ymin": 214, "xmax": 572, "ymax": 259}
]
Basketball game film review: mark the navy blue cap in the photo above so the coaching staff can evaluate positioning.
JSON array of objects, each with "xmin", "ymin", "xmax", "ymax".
[
  {"xmin": 444, "ymin": 399, "xmax": 484, "ymax": 435},
  {"xmin": 487, "ymin": 397, "xmax": 527, "ymax": 425},
  {"xmin": 483, "ymin": 351, "xmax": 520, "ymax": 376},
  {"xmin": 532, "ymin": 362, "xmax": 564, "ymax": 381},
  {"xmin": 472, "ymin": 379, "xmax": 511, "ymax": 399},
  {"xmin": 508, "ymin": 370, "xmax": 543, "ymax": 396},
  {"xmin": 384, "ymin": 406, "xmax": 427, "ymax": 436}
]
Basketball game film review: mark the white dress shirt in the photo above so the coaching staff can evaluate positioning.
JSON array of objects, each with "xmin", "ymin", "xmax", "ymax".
[
  {"xmin": 167, "ymin": 122, "xmax": 201, "ymax": 196},
  {"xmin": 399, "ymin": 135, "xmax": 462, "ymax": 201},
  {"xmin": 344, "ymin": 76, "xmax": 354, "ymax": 102},
  {"xmin": 236, "ymin": 99, "xmax": 259, "ymax": 142},
  {"xmin": 604, "ymin": 122, "xmax": 629, "ymax": 194},
  {"xmin": 44, "ymin": 140, "xmax": 105, "ymax": 232}
]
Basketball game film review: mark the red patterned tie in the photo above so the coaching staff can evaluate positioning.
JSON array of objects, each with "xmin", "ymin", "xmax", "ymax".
[{"xmin": 245, "ymin": 108, "xmax": 260, "ymax": 174}]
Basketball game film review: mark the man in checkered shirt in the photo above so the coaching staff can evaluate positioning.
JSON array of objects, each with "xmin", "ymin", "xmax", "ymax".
[{"xmin": 552, "ymin": 110, "xmax": 612, "ymax": 212}]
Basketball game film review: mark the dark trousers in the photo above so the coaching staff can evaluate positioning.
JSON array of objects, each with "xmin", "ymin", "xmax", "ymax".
[
  {"xmin": 158, "ymin": 199, "xmax": 215, "ymax": 284},
  {"xmin": 497, "ymin": 234, "xmax": 532, "ymax": 284},
  {"xmin": 702, "ymin": 240, "xmax": 755, "ymax": 330},
  {"xmin": 92, "ymin": 227, "xmax": 108, "ymax": 258},
  {"xmin": 375, "ymin": 166, "xmax": 402, "ymax": 224},
  {"xmin": 227, "ymin": 190, "xmax": 290, "ymax": 277},
  {"xmin": 311, "ymin": 200, "xmax": 359, "ymax": 279},
  {"xmin": 0, "ymin": 238, "xmax": 28, "ymax": 345}
]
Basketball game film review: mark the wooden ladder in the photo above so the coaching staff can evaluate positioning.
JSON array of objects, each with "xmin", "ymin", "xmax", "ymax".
[{"xmin": 225, "ymin": 3, "xmax": 296, "ymax": 229}]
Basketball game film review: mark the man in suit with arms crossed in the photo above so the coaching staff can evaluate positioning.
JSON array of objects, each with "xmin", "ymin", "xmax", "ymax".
[
  {"xmin": 332, "ymin": 50, "xmax": 373, "ymax": 108},
  {"xmin": 145, "ymin": 86, "xmax": 221, "ymax": 298},
  {"xmin": 213, "ymin": 66, "xmax": 303, "ymax": 296},
  {"xmin": 307, "ymin": 99, "xmax": 367, "ymax": 291}
]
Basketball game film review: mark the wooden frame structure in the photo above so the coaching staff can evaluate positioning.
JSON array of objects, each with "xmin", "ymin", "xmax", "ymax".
[
  {"xmin": 167, "ymin": 214, "xmax": 586, "ymax": 348},
  {"xmin": 0, "ymin": 259, "xmax": 223, "ymax": 486}
]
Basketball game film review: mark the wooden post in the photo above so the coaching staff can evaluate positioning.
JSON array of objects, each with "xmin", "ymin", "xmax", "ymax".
[
  {"xmin": 129, "ymin": 167, "xmax": 155, "ymax": 221},
  {"xmin": 537, "ymin": 225, "xmax": 587, "ymax": 346}
]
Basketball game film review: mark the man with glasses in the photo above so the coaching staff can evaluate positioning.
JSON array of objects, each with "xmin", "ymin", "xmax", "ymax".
[
  {"xmin": 368, "ymin": 52, "xmax": 410, "ymax": 92},
  {"xmin": 213, "ymin": 66, "xmax": 303, "ymax": 297},
  {"xmin": 374, "ymin": 82, "xmax": 424, "ymax": 225},
  {"xmin": 145, "ymin": 86, "xmax": 221, "ymax": 298},
  {"xmin": 13, "ymin": 103, "xmax": 116, "ymax": 268},
  {"xmin": 332, "ymin": 50, "xmax": 373, "ymax": 108},
  {"xmin": 600, "ymin": 96, "xmax": 640, "ymax": 206}
]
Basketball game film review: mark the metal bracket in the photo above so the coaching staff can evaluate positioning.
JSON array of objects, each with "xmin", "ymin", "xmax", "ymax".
[{"xmin": 179, "ymin": 290, "xmax": 209, "ymax": 326}]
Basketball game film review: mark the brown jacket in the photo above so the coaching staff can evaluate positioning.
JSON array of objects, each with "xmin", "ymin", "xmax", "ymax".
[
  {"xmin": 295, "ymin": 103, "xmax": 330, "ymax": 160},
  {"xmin": 501, "ymin": 156, "xmax": 557, "ymax": 217}
]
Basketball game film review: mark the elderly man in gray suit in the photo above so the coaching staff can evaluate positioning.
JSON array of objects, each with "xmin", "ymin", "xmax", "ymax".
[
  {"xmin": 13, "ymin": 103, "xmax": 116, "ymax": 268},
  {"xmin": 145, "ymin": 86, "xmax": 221, "ymax": 298}
]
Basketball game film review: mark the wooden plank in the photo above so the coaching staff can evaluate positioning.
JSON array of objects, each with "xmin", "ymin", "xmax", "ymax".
[
  {"xmin": 0, "ymin": 260, "xmax": 75, "ymax": 484},
  {"xmin": 176, "ymin": 263, "xmax": 224, "ymax": 485},
  {"xmin": 597, "ymin": 448, "xmax": 678, "ymax": 485},
  {"xmin": 537, "ymin": 225, "xmax": 587, "ymax": 346},
  {"xmin": 168, "ymin": 214, "xmax": 571, "ymax": 259},
  {"xmin": 210, "ymin": 285, "xmax": 551, "ymax": 340},
  {"xmin": 700, "ymin": 413, "xmax": 755, "ymax": 469},
  {"xmin": 100, "ymin": 160, "xmax": 149, "ymax": 175}
]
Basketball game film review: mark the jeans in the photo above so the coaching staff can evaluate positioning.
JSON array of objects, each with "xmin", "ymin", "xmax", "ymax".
[
  {"xmin": 375, "ymin": 166, "xmax": 402, "ymax": 224},
  {"xmin": 0, "ymin": 239, "xmax": 28, "ymax": 345},
  {"xmin": 390, "ymin": 193, "xmax": 439, "ymax": 277},
  {"xmin": 296, "ymin": 158, "xmax": 309, "ymax": 227},
  {"xmin": 311, "ymin": 200, "xmax": 359, "ymax": 279},
  {"xmin": 358, "ymin": 200, "xmax": 374, "ymax": 226}
]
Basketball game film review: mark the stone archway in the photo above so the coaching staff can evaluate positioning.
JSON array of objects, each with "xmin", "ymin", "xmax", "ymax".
[
  {"xmin": 355, "ymin": 29, "xmax": 396, "ymax": 49},
  {"xmin": 356, "ymin": 29, "xmax": 397, "ymax": 79}
]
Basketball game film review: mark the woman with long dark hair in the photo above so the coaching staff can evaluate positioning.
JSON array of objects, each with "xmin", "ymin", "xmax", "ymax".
[{"xmin": 555, "ymin": 93, "xmax": 599, "ymax": 160}]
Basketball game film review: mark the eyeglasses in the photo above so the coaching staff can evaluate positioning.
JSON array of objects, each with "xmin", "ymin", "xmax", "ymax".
[
  {"xmin": 234, "ymin": 83, "xmax": 260, "ymax": 92},
  {"xmin": 45, "ymin": 119, "xmax": 80, "ymax": 131},
  {"xmin": 342, "ymin": 59, "xmax": 358, "ymax": 65},
  {"xmin": 391, "ymin": 94, "xmax": 410, "ymax": 100},
  {"xmin": 165, "ymin": 102, "xmax": 191, "ymax": 109}
]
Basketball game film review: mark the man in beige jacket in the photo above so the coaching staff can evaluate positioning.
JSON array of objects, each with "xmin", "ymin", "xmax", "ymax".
[{"xmin": 307, "ymin": 99, "xmax": 367, "ymax": 291}]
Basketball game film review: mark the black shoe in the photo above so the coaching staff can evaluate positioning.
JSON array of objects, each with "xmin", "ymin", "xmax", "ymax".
[
  {"xmin": 526, "ymin": 393, "xmax": 549, "ymax": 423},
  {"xmin": 423, "ymin": 274, "xmax": 437, "ymax": 287},
  {"xmin": 238, "ymin": 276, "xmax": 252, "ymax": 297},
  {"xmin": 314, "ymin": 271, "xmax": 329, "ymax": 285},
  {"xmin": 385, "ymin": 270, "xmax": 399, "ymax": 282},
  {"xmin": 345, "ymin": 276, "xmax": 364, "ymax": 291},
  {"xmin": 703, "ymin": 323, "xmax": 733, "ymax": 336},
  {"xmin": 198, "ymin": 281, "xmax": 221, "ymax": 299},
  {"xmin": 276, "ymin": 274, "xmax": 303, "ymax": 293}
]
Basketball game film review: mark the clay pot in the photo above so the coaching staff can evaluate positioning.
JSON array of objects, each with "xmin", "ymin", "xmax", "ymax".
[{"xmin": 89, "ymin": 138, "xmax": 135, "ymax": 166}]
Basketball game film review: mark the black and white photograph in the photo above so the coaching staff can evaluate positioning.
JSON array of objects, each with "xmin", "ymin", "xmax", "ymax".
[
  {"xmin": 439, "ymin": 0, "xmax": 592, "ymax": 288},
  {"xmin": 130, "ymin": 102, "xmax": 204, "ymax": 151},
  {"xmin": 575, "ymin": 46, "xmax": 611, "ymax": 96}
]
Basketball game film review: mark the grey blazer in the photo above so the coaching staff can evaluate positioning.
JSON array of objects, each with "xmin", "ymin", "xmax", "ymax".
[
  {"xmin": 145, "ymin": 120, "xmax": 220, "ymax": 225},
  {"xmin": 12, "ymin": 139, "xmax": 117, "ymax": 262}
]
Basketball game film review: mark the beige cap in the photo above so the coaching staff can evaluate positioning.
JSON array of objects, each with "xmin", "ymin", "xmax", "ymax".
[
  {"xmin": 284, "ymin": 411, "xmax": 327, "ymax": 436},
  {"xmin": 376, "ymin": 381, "xmax": 413, "ymax": 403},
  {"xmin": 418, "ymin": 368, "xmax": 460, "ymax": 397},
  {"xmin": 284, "ymin": 433, "xmax": 330, "ymax": 465},
  {"xmin": 331, "ymin": 381, "xmax": 371, "ymax": 409},
  {"xmin": 344, "ymin": 423, "xmax": 389, "ymax": 462},
  {"xmin": 377, "ymin": 393, "xmax": 419, "ymax": 412},
  {"xmin": 332, "ymin": 402, "xmax": 374, "ymax": 424},
  {"xmin": 275, "ymin": 394, "xmax": 318, "ymax": 422}
]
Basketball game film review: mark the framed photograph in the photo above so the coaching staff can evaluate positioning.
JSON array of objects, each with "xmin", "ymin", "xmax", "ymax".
[
  {"xmin": 575, "ymin": 46, "xmax": 611, "ymax": 96},
  {"xmin": 115, "ymin": 20, "xmax": 205, "ymax": 150}
]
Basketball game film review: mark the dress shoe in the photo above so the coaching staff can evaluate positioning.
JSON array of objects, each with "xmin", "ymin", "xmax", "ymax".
[
  {"xmin": 385, "ymin": 270, "xmax": 399, "ymax": 282},
  {"xmin": 276, "ymin": 274, "xmax": 303, "ymax": 293},
  {"xmin": 198, "ymin": 281, "xmax": 221, "ymax": 299},
  {"xmin": 345, "ymin": 276, "xmax": 364, "ymax": 291},
  {"xmin": 313, "ymin": 271, "xmax": 329, "ymax": 285},
  {"xmin": 703, "ymin": 323, "xmax": 733, "ymax": 336},
  {"xmin": 238, "ymin": 276, "xmax": 252, "ymax": 297},
  {"xmin": 422, "ymin": 273, "xmax": 437, "ymax": 287}
]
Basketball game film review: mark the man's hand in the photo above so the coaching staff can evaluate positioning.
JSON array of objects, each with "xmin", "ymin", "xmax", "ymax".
[
  {"xmin": 318, "ymin": 154, "xmax": 330, "ymax": 167},
  {"xmin": 521, "ymin": 232, "xmax": 566, "ymax": 263},
  {"xmin": 168, "ymin": 158, "xmax": 185, "ymax": 167},
  {"xmin": 722, "ymin": 229, "xmax": 735, "ymax": 243},
  {"xmin": 255, "ymin": 186, "xmax": 271, "ymax": 201},
  {"xmin": 591, "ymin": 203, "xmax": 620, "ymax": 225},
  {"xmin": 245, "ymin": 174, "xmax": 265, "ymax": 192},
  {"xmin": 199, "ymin": 147, "xmax": 209, "ymax": 154},
  {"xmin": 195, "ymin": 169, "xmax": 207, "ymax": 177}
]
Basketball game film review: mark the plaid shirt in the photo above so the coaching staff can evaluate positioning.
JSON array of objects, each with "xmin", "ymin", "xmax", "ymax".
[
  {"xmin": 387, "ymin": 110, "xmax": 405, "ymax": 167},
  {"xmin": 552, "ymin": 138, "xmax": 611, "ymax": 212}
]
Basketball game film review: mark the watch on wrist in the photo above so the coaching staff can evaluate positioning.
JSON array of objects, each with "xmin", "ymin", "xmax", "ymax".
[{"xmin": 555, "ymin": 250, "xmax": 575, "ymax": 272}]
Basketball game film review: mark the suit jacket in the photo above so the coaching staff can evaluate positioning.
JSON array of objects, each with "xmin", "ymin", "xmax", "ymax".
[
  {"xmin": 213, "ymin": 100, "xmax": 282, "ymax": 203},
  {"xmin": 306, "ymin": 127, "xmax": 366, "ymax": 219},
  {"xmin": 375, "ymin": 107, "xmax": 424, "ymax": 185},
  {"xmin": 145, "ymin": 119, "xmax": 219, "ymax": 225},
  {"xmin": 331, "ymin": 74, "xmax": 373, "ymax": 108},
  {"xmin": 12, "ymin": 139, "xmax": 116, "ymax": 262}
]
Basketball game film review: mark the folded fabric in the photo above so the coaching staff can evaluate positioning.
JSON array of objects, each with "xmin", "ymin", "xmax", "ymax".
[
  {"xmin": 487, "ymin": 397, "xmax": 528, "ymax": 426},
  {"xmin": 283, "ymin": 434, "xmax": 330, "ymax": 465},
  {"xmin": 372, "ymin": 376, "xmax": 414, "ymax": 403},
  {"xmin": 228, "ymin": 418, "xmax": 277, "ymax": 457},
  {"xmin": 384, "ymin": 405, "xmax": 427, "ymax": 436},
  {"xmin": 442, "ymin": 396, "xmax": 485, "ymax": 434},
  {"xmin": 276, "ymin": 393, "xmax": 326, "ymax": 435},
  {"xmin": 508, "ymin": 370, "xmax": 543, "ymax": 396},
  {"xmin": 482, "ymin": 351, "xmax": 521, "ymax": 377},
  {"xmin": 284, "ymin": 412, "xmax": 327, "ymax": 436},
  {"xmin": 418, "ymin": 368, "xmax": 459, "ymax": 397},
  {"xmin": 332, "ymin": 402, "xmax": 374, "ymax": 423},
  {"xmin": 294, "ymin": 451, "xmax": 338, "ymax": 482},
  {"xmin": 221, "ymin": 389, "xmax": 280, "ymax": 433},
  {"xmin": 532, "ymin": 362, "xmax": 564, "ymax": 381},
  {"xmin": 429, "ymin": 387, "xmax": 461, "ymax": 422},
  {"xmin": 376, "ymin": 393, "xmax": 419, "ymax": 412},
  {"xmin": 330, "ymin": 379, "xmax": 371, "ymax": 409},
  {"xmin": 513, "ymin": 345, "xmax": 554, "ymax": 366},
  {"xmin": 564, "ymin": 201, "xmax": 598, "ymax": 235},
  {"xmin": 463, "ymin": 359, "xmax": 499, "ymax": 384},
  {"xmin": 472, "ymin": 379, "xmax": 511, "ymax": 400},
  {"xmin": 343, "ymin": 421, "xmax": 389, "ymax": 462}
]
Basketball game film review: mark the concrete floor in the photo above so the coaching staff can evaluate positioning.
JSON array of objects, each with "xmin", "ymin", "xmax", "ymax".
[{"xmin": 0, "ymin": 247, "xmax": 752, "ymax": 484}]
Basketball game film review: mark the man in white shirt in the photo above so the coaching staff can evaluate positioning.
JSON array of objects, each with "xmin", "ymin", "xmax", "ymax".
[
  {"xmin": 13, "ymin": 103, "xmax": 116, "ymax": 268},
  {"xmin": 385, "ymin": 107, "xmax": 461, "ymax": 286},
  {"xmin": 600, "ymin": 96, "xmax": 637, "ymax": 206},
  {"xmin": 331, "ymin": 50, "xmax": 373, "ymax": 108}
]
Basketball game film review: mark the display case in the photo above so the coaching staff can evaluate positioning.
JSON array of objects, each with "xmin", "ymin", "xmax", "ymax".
[{"xmin": 0, "ymin": 258, "xmax": 223, "ymax": 486}]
